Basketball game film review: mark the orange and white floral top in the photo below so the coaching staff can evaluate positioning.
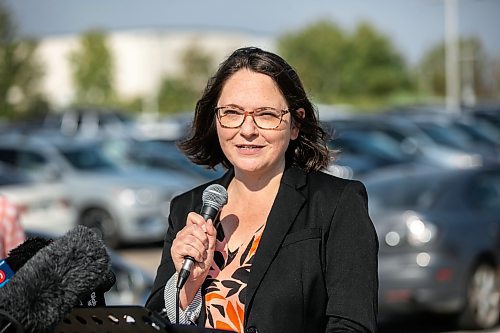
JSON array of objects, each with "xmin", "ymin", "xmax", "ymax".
[{"xmin": 203, "ymin": 223, "xmax": 264, "ymax": 333}]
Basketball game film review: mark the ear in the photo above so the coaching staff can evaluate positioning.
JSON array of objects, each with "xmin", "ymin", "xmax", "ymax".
[{"xmin": 291, "ymin": 108, "xmax": 305, "ymax": 140}]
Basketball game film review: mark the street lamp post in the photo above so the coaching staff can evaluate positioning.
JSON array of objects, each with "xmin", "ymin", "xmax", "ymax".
[{"xmin": 445, "ymin": 0, "xmax": 461, "ymax": 113}]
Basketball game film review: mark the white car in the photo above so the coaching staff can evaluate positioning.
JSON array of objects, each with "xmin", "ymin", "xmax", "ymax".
[{"xmin": 0, "ymin": 163, "xmax": 76, "ymax": 235}]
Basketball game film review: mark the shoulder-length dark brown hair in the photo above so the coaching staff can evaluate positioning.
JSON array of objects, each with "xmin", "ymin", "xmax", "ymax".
[{"xmin": 179, "ymin": 46, "xmax": 332, "ymax": 172}]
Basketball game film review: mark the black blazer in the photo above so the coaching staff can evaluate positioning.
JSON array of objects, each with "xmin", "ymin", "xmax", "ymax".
[{"xmin": 146, "ymin": 166, "xmax": 379, "ymax": 333}]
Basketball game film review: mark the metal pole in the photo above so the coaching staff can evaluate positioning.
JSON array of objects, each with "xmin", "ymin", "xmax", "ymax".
[{"xmin": 445, "ymin": 0, "xmax": 461, "ymax": 113}]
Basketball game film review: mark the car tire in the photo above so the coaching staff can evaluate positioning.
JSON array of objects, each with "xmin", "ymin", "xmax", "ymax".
[
  {"xmin": 80, "ymin": 208, "xmax": 120, "ymax": 248},
  {"xmin": 458, "ymin": 262, "xmax": 500, "ymax": 330}
]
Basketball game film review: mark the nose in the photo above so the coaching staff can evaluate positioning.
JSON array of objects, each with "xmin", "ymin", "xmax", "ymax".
[{"xmin": 239, "ymin": 113, "xmax": 258, "ymax": 136}]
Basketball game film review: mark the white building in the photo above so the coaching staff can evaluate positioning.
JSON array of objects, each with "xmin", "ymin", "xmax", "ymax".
[{"xmin": 35, "ymin": 29, "xmax": 275, "ymax": 109}]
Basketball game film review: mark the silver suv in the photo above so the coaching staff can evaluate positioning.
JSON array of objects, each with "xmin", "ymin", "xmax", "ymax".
[{"xmin": 0, "ymin": 134, "xmax": 198, "ymax": 247}]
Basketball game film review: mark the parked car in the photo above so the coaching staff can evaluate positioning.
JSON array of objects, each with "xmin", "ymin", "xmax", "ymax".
[
  {"xmin": 0, "ymin": 134, "xmax": 198, "ymax": 247},
  {"xmin": 325, "ymin": 115, "xmax": 483, "ymax": 170},
  {"xmin": 98, "ymin": 137, "xmax": 224, "ymax": 185},
  {"xmin": 0, "ymin": 162, "xmax": 76, "ymax": 235},
  {"xmin": 384, "ymin": 109, "xmax": 500, "ymax": 165},
  {"xmin": 42, "ymin": 106, "xmax": 139, "ymax": 139},
  {"xmin": 326, "ymin": 128, "xmax": 414, "ymax": 179},
  {"xmin": 364, "ymin": 165, "xmax": 500, "ymax": 329},
  {"xmin": 25, "ymin": 229, "xmax": 154, "ymax": 306},
  {"xmin": 467, "ymin": 104, "xmax": 500, "ymax": 133}
]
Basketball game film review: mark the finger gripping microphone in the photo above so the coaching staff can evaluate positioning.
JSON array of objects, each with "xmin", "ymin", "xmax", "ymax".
[{"xmin": 177, "ymin": 184, "xmax": 228, "ymax": 289}]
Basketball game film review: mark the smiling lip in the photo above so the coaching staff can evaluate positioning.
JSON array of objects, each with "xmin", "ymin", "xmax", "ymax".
[{"xmin": 235, "ymin": 144, "xmax": 264, "ymax": 154}]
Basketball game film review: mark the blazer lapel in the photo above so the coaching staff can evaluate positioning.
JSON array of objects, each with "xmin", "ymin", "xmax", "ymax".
[{"xmin": 244, "ymin": 167, "xmax": 307, "ymax": 324}]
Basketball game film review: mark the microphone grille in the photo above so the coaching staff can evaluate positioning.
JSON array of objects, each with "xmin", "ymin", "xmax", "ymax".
[{"xmin": 202, "ymin": 184, "xmax": 228, "ymax": 210}]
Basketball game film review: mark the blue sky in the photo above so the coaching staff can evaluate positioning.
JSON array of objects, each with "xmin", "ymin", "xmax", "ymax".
[{"xmin": 4, "ymin": 0, "xmax": 500, "ymax": 64}]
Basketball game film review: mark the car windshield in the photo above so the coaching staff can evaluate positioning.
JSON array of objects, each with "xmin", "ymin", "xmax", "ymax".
[
  {"xmin": 414, "ymin": 122, "xmax": 472, "ymax": 151},
  {"xmin": 329, "ymin": 130, "xmax": 407, "ymax": 163},
  {"xmin": 0, "ymin": 162, "xmax": 33, "ymax": 186},
  {"xmin": 60, "ymin": 145, "xmax": 118, "ymax": 171},
  {"xmin": 365, "ymin": 174, "xmax": 448, "ymax": 211},
  {"xmin": 0, "ymin": 171, "xmax": 31, "ymax": 186}
]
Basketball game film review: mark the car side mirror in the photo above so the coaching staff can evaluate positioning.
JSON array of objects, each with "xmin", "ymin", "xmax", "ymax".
[
  {"xmin": 400, "ymin": 138, "xmax": 420, "ymax": 156},
  {"xmin": 42, "ymin": 164, "xmax": 63, "ymax": 182}
]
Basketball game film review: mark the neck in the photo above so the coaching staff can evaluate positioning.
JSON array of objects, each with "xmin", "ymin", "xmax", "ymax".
[{"xmin": 231, "ymin": 163, "xmax": 285, "ymax": 193}]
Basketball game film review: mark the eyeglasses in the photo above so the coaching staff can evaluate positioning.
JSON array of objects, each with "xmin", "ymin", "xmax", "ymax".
[{"xmin": 215, "ymin": 106, "xmax": 290, "ymax": 130}]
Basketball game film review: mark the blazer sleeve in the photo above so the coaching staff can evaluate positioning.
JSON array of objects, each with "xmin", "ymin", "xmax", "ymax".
[
  {"xmin": 325, "ymin": 180, "xmax": 379, "ymax": 333},
  {"xmin": 145, "ymin": 198, "xmax": 180, "ymax": 312}
]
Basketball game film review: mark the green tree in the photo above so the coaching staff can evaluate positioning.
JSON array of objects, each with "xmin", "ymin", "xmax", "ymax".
[
  {"xmin": 69, "ymin": 29, "xmax": 115, "ymax": 106},
  {"xmin": 343, "ymin": 22, "xmax": 410, "ymax": 97},
  {"xmin": 157, "ymin": 42, "xmax": 214, "ymax": 114},
  {"xmin": 418, "ymin": 37, "xmax": 490, "ymax": 100},
  {"xmin": 0, "ymin": 1, "xmax": 44, "ymax": 118},
  {"xmin": 181, "ymin": 42, "xmax": 214, "ymax": 91},
  {"xmin": 157, "ymin": 78, "xmax": 198, "ymax": 114},
  {"xmin": 278, "ymin": 19, "xmax": 412, "ymax": 106},
  {"xmin": 278, "ymin": 20, "xmax": 348, "ymax": 102}
]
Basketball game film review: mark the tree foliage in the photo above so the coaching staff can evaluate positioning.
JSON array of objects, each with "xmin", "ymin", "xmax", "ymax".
[
  {"xmin": 68, "ymin": 29, "xmax": 115, "ymax": 106},
  {"xmin": 418, "ymin": 37, "xmax": 495, "ymax": 101},
  {"xmin": 157, "ymin": 43, "xmax": 214, "ymax": 113},
  {"xmin": 278, "ymin": 20, "xmax": 411, "ymax": 105},
  {"xmin": 0, "ymin": 1, "xmax": 44, "ymax": 118},
  {"xmin": 157, "ymin": 77, "xmax": 198, "ymax": 114}
]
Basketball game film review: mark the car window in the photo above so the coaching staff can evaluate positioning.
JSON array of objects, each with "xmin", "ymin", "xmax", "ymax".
[
  {"xmin": 0, "ymin": 168, "xmax": 31, "ymax": 186},
  {"xmin": 469, "ymin": 172, "xmax": 500, "ymax": 212},
  {"xmin": 366, "ymin": 175, "xmax": 445, "ymax": 211},
  {"xmin": 18, "ymin": 151, "xmax": 49, "ymax": 171},
  {"xmin": 0, "ymin": 148, "xmax": 17, "ymax": 166},
  {"xmin": 60, "ymin": 145, "xmax": 117, "ymax": 171}
]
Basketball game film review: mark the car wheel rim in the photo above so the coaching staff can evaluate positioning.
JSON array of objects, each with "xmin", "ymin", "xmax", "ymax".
[{"xmin": 468, "ymin": 265, "xmax": 500, "ymax": 327}]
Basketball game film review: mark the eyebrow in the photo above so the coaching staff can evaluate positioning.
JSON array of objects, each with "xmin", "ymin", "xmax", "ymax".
[{"xmin": 218, "ymin": 104, "xmax": 283, "ymax": 111}]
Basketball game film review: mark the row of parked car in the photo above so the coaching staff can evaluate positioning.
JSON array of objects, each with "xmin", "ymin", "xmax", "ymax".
[
  {"xmin": 1, "ymin": 104, "xmax": 499, "ymax": 327},
  {"xmin": 324, "ymin": 105, "xmax": 500, "ymax": 329},
  {"xmin": 0, "ymin": 132, "xmax": 222, "ymax": 248}
]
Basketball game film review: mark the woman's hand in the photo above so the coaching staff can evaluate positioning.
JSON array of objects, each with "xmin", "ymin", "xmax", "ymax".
[{"xmin": 171, "ymin": 212, "xmax": 217, "ymax": 284}]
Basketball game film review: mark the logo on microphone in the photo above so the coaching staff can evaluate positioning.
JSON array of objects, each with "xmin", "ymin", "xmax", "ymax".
[
  {"xmin": 87, "ymin": 291, "xmax": 97, "ymax": 307},
  {"xmin": 0, "ymin": 260, "xmax": 15, "ymax": 288}
]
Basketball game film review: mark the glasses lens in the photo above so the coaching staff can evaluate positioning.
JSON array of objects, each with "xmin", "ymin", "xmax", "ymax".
[
  {"xmin": 218, "ymin": 107, "xmax": 243, "ymax": 128},
  {"xmin": 217, "ymin": 107, "xmax": 283, "ymax": 129},
  {"xmin": 254, "ymin": 108, "xmax": 282, "ymax": 129}
]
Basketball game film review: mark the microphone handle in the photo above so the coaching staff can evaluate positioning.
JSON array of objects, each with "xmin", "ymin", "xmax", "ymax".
[
  {"xmin": 176, "ymin": 204, "xmax": 220, "ymax": 289},
  {"xmin": 200, "ymin": 205, "xmax": 219, "ymax": 226}
]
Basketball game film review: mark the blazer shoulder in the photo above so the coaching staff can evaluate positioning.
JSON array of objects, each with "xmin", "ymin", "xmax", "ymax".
[{"xmin": 307, "ymin": 170, "xmax": 367, "ymax": 196}]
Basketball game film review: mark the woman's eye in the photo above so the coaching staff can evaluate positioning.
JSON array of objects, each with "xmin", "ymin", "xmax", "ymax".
[
  {"xmin": 258, "ymin": 110, "xmax": 279, "ymax": 118},
  {"xmin": 223, "ymin": 109, "xmax": 241, "ymax": 115}
]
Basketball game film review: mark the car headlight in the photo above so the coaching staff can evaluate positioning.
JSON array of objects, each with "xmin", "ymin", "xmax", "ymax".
[
  {"xmin": 406, "ymin": 215, "xmax": 436, "ymax": 246},
  {"xmin": 117, "ymin": 188, "xmax": 156, "ymax": 206},
  {"xmin": 384, "ymin": 212, "xmax": 437, "ymax": 247}
]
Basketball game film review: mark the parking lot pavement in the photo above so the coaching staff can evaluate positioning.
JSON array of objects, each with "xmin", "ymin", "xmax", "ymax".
[{"xmin": 118, "ymin": 246, "xmax": 162, "ymax": 276}]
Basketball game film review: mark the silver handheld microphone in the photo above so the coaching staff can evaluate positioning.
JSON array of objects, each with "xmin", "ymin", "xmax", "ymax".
[{"xmin": 176, "ymin": 184, "xmax": 228, "ymax": 289}]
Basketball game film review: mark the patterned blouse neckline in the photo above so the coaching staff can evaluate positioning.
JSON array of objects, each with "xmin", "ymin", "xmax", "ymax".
[{"xmin": 203, "ymin": 222, "xmax": 265, "ymax": 332}]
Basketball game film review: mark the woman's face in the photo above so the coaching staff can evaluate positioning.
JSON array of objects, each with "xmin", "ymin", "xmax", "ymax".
[{"xmin": 216, "ymin": 69, "xmax": 300, "ymax": 177}]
